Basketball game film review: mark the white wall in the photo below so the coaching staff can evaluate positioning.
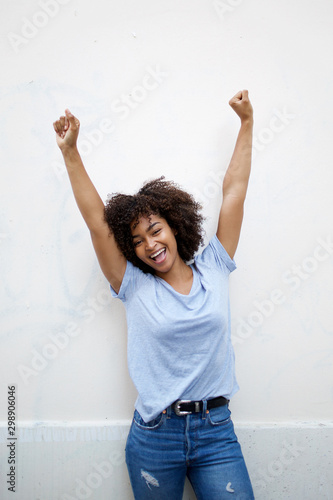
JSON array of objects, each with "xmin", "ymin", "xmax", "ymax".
[{"xmin": 1, "ymin": 0, "xmax": 332, "ymax": 498}]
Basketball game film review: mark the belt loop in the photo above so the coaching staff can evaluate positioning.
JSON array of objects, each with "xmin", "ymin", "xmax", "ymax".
[
  {"xmin": 166, "ymin": 405, "xmax": 171, "ymax": 419},
  {"xmin": 202, "ymin": 399, "xmax": 207, "ymax": 420}
]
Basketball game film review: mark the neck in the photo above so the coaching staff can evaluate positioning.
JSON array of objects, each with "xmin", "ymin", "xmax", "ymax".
[{"xmin": 156, "ymin": 256, "xmax": 193, "ymax": 294}]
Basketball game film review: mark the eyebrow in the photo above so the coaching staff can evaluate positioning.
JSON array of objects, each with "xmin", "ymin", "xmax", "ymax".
[{"xmin": 132, "ymin": 221, "xmax": 160, "ymax": 239}]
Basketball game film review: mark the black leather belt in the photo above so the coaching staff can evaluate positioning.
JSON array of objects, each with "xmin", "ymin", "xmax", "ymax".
[{"xmin": 171, "ymin": 396, "xmax": 229, "ymax": 416}]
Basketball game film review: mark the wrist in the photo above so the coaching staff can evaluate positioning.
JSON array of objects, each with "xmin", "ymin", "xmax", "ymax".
[
  {"xmin": 240, "ymin": 116, "xmax": 254, "ymax": 127},
  {"xmin": 60, "ymin": 145, "xmax": 80, "ymax": 159}
]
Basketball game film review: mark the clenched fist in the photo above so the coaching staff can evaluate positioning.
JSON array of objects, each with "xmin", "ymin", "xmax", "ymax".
[
  {"xmin": 53, "ymin": 109, "xmax": 80, "ymax": 151},
  {"xmin": 229, "ymin": 90, "xmax": 253, "ymax": 123}
]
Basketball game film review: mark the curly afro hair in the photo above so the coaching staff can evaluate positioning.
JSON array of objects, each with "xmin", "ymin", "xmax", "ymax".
[{"xmin": 104, "ymin": 176, "xmax": 205, "ymax": 274}]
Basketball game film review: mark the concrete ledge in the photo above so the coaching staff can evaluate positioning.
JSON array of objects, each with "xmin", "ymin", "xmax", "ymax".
[{"xmin": 1, "ymin": 421, "xmax": 332, "ymax": 499}]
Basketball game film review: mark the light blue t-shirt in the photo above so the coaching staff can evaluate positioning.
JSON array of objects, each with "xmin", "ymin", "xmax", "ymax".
[{"xmin": 110, "ymin": 235, "xmax": 239, "ymax": 422}]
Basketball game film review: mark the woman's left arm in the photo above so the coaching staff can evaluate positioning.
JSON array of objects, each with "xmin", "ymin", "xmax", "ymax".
[{"xmin": 216, "ymin": 90, "xmax": 254, "ymax": 259}]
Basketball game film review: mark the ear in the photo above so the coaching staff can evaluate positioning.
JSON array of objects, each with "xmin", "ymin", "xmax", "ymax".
[{"xmin": 173, "ymin": 228, "xmax": 178, "ymax": 236}]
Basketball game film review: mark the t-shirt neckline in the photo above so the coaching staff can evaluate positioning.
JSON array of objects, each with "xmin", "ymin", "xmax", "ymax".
[{"xmin": 155, "ymin": 265, "xmax": 197, "ymax": 297}]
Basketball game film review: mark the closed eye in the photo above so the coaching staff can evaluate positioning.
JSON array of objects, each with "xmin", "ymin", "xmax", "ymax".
[{"xmin": 133, "ymin": 239, "xmax": 142, "ymax": 247}]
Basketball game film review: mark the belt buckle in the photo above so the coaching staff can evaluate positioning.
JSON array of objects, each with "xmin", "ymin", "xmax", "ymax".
[{"xmin": 174, "ymin": 400, "xmax": 192, "ymax": 416}]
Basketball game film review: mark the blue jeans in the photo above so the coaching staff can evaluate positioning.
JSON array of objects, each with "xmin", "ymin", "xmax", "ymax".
[{"xmin": 126, "ymin": 401, "xmax": 254, "ymax": 499}]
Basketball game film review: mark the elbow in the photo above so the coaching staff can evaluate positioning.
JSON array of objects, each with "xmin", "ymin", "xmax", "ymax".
[{"xmin": 222, "ymin": 183, "xmax": 248, "ymax": 204}]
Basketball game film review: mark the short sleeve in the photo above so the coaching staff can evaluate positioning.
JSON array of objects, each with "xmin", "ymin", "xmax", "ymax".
[
  {"xmin": 109, "ymin": 261, "xmax": 149, "ymax": 301},
  {"xmin": 196, "ymin": 235, "xmax": 236, "ymax": 274}
]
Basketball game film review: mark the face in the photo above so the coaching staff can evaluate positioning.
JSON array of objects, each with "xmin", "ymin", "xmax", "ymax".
[{"xmin": 130, "ymin": 214, "xmax": 179, "ymax": 275}]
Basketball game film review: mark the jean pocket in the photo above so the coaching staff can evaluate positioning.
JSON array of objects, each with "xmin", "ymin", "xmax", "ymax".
[
  {"xmin": 207, "ymin": 404, "xmax": 231, "ymax": 426},
  {"xmin": 133, "ymin": 409, "xmax": 166, "ymax": 430}
]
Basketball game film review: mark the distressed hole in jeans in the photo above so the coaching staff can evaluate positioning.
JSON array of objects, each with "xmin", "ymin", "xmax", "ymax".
[
  {"xmin": 141, "ymin": 469, "xmax": 160, "ymax": 490},
  {"xmin": 226, "ymin": 481, "xmax": 235, "ymax": 493}
]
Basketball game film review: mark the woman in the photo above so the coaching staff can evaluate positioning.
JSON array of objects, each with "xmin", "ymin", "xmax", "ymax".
[{"xmin": 53, "ymin": 89, "xmax": 255, "ymax": 499}]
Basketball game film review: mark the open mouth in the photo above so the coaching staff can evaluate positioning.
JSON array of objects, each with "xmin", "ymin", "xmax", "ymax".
[{"xmin": 149, "ymin": 248, "xmax": 166, "ymax": 263}]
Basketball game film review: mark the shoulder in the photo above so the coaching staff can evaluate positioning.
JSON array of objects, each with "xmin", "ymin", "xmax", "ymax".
[
  {"xmin": 195, "ymin": 235, "xmax": 236, "ymax": 274},
  {"xmin": 109, "ymin": 260, "xmax": 153, "ymax": 301}
]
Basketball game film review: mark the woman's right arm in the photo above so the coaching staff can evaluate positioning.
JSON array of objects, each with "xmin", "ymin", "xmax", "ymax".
[{"xmin": 53, "ymin": 109, "xmax": 126, "ymax": 294}]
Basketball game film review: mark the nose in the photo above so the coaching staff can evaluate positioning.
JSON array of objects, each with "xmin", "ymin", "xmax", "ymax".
[{"xmin": 145, "ymin": 236, "xmax": 156, "ymax": 250}]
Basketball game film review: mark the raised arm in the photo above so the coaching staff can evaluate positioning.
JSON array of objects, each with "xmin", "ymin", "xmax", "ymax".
[
  {"xmin": 216, "ymin": 90, "xmax": 253, "ymax": 259},
  {"xmin": 53, "ymin": 110, "xmax": 126, "ymax": 293}
]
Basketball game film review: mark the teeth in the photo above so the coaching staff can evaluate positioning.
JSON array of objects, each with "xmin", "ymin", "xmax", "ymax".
[{"xmin": 150, "ymin": 248, "xmax": 165, "ymax": 259}]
